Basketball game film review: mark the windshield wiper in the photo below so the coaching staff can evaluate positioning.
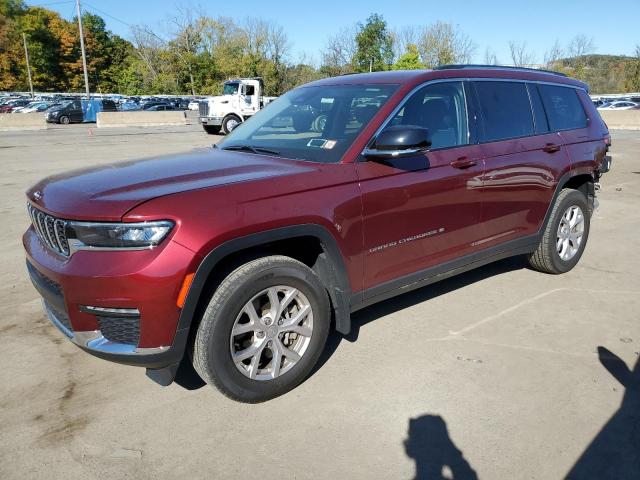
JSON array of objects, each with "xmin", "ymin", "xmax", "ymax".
[{"xmin": 221, "ymin": 145, "xmax": 280, "ymax": 156}]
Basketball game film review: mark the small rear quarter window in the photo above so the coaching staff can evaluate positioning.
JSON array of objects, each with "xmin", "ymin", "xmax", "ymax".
[{"xmin": 538, "ymin": 84, "xmax": 588, "ymax": 131}]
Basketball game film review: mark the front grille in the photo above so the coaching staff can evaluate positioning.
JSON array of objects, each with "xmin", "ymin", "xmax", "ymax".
[
  {"xmin": 27, "ymin": 204, "xmax": 70, "ymax": 256},
  {"xmin": 198, "ymin": 101, "xmax": 209, "ymax": 117},
  {"xmin": 97, "ymin": 316, "xmax": 140, "ymax": 346}
]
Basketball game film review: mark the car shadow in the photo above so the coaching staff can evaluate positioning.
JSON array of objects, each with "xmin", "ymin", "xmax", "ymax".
[
  {"xmin": 566, "ymin": 346, "xmax": 640, "ymax": 479},
  {"xmin": 178, "ymin": 255, "xmax": 528, "ymax": 391},
  {"xmin": 404, "ymin": 414, "xmax": 478, "ymax": 480},
  {"xmin": 311, "ymin": 255, "xmax": 528, "ymax": 376}
]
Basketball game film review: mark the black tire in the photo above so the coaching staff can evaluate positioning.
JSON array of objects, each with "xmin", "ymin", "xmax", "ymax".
[
  {"xmin": 528, "ymin": 188, "xmax": 591, "ymax": 274},
  {"xmin": 193, "ymin": 255, "xmax": 330, "ymax": 403},
  {"xmin": 59, "ymin": 115, "xmax": 70, "ymax": 125},
  {"xmin": 203, "ymin": 125, "xmax": 221, "ymax": 135},
  {"xmin": 222, "ymin": 115, "xmax": 241, "ymax": 134}
]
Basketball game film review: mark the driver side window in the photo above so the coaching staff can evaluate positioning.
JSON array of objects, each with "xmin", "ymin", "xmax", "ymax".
[{"xmin": 389, "ymin": 82, "xmax": 469, "ymax": 150}]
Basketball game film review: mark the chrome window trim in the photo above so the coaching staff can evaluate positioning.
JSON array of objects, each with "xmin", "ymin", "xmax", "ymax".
[{"xmin": 360, "ymin": 75, "xmax": 586, "ymax": 157}]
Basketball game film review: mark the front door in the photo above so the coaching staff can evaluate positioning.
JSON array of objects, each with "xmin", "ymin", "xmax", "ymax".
[{"xmin": 358, "ymin": 81, "xmax": 485, "ymax": 292}]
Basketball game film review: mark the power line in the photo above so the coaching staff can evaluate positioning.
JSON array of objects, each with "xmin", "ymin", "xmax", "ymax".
[
  {"xmin": 81, "ymin": 2, "xmax": 170, "ymax": 43},
  {"xmin": 82, "ymin": 1, "xmax": 132, "ymax": 28}
]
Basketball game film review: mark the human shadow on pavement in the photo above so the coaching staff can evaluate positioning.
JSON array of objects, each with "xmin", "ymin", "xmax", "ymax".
[
  {"xmin": 566, "ymin": 346, "xmax": 640, "ymax": 479},
  {"xmin": 404, "ymin": 415, "xmax": 478, "ymax": 480}
]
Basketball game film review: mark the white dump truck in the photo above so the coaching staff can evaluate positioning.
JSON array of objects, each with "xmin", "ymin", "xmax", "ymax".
[{"xmin": 198, "ymin": 78, "xmax": 277, "ymax": 135}]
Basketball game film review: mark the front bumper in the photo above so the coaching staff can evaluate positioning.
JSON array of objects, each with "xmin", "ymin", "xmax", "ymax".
[
  {"xmin": 199, "ymin": 116, "xmax": 223, "ymax": 126},
  {"xmin": 24, "ymin": 226, "xmax": 198, "ymax": 370}
]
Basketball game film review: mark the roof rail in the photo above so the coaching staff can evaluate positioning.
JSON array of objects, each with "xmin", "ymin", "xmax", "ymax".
[{"xmin": 435, "ymin": 64, "xmax": 568, "ymax": 77}]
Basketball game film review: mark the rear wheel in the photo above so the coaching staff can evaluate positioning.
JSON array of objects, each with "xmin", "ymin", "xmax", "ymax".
[
  {"xmin": 59, "ymin": 115, "xmax": 70, "ymax": 125},
  {"xmin": 203, "ymin": 125, "xmax": 221, "ymax": 135},
  {"xmin": 222, "ymin": 115, "xmax": 241, "ymax": 134},
  {"xmin": 528, "ymin": 188, "xmax": 590, "ymax": 274},
  {"xmin": 193, "ymin": 255, "xmax": 330, "ymax": 402}
]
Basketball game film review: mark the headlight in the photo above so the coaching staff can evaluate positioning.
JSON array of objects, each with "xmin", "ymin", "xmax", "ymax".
[{"xmin": 67, "ymin": 220, "xmax": 174, "ymax": 251}]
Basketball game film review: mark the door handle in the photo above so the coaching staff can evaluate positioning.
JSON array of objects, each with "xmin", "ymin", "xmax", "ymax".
[
  {"xmin": 450, "ymin": 157, "xmax": 478, "ymax": 169},
  {"xmin": 543, "ymin": 143, "xmax": 561, "ymax": 153}
]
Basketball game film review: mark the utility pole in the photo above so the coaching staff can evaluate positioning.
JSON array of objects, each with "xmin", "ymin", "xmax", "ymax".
[
  {"xmin": 76, "ymin": 0, "xmax": 90, "ymax": 99},
  {"xmin": 22, "ymin": 33, "xmax": 34, "ymax": 98}
]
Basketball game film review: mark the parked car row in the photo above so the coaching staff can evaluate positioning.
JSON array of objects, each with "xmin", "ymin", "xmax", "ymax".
[
  {"xmin": 596, "ymin": 100, "xmax": 639, "ymax": 110},
  {"xmin": 1, "ymin": 93, "xmax": 203, "ymax": 116}
]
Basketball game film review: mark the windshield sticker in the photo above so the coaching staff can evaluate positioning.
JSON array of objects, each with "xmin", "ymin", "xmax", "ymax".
[
  {"xmin": 323, "ymin": 140, "xmax": 337, "ymax": 149},
  {"xmin": 307, "ymin": 138, "xmax": 327, "ymax": 148}
]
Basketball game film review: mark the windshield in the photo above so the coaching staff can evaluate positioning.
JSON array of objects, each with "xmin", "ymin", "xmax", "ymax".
[
  {"xmin": 223, "ymin": 82, "xmax": 239, "ymax": 95},
  {"xmin": 218, "ymin": 84, "xmax": 398, "ymax": 163}
]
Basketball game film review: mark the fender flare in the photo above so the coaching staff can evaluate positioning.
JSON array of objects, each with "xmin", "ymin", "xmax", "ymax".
[
  {"xmin": 540, "ymin": 171, "xmax": 595, "ymax": 234},
  {"xmin": 174, "ymin": 224, "xmax": 353, "ymax": 349}
]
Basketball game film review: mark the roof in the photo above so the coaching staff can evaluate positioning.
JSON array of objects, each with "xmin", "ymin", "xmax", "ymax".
[{"xmin": 304, "ymin": 66, "xmax": 588, "ymax": 91}]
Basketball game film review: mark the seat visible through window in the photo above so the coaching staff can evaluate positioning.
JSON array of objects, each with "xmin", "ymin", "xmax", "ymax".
[{"xmin": 392, "ymin": 81, "xmax": 468, "ymax": 149}]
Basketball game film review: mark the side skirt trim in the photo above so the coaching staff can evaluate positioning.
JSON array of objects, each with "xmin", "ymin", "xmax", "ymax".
[{"xmin": 351, "ymin": 235, "xmax": 538, "ymax": 312}]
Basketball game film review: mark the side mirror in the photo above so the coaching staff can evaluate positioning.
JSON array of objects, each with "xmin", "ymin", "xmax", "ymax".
[{"xmin": 364, "ymin": 125, "xmax": 431, "ymax": 159}]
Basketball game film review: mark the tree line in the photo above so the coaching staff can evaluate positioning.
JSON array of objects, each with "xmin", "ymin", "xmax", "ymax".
[{"xmin": 1, "ymin": 1, "xmax": 639, "ymax": 95}]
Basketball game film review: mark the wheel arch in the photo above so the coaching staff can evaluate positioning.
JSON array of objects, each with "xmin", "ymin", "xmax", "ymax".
[
  {"xmin": 538, "ymin": 171, "xmax": 596, "ymax": 239},
  {"xmin": 177, "ymin": 225, "xmax": 353, "ymax": 349},
  {"xmin": 561, "ymin": 172, "xmax": 595, "ymax": 199}
]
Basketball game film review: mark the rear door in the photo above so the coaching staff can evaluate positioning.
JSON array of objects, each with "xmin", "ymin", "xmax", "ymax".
[
  {"xmin": 537, "ymin": 84, "xmax": 595, "ymax": 176},
  {"xmin": 473, "ymin": 80, "xmax": 570, "ymax": 247},
  {"xmin": 70, "ymin": 101, "xmax": 83, "ymax": 122}
]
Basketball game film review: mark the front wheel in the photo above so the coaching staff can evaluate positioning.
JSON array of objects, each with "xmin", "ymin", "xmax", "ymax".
[
  {"xmin": 528, "ymin": 188, "xmax": 591, "ymax": 274},
  {"xmin": 193, "ymin": 256, "xmax": 330, "ymax": 402},
  {"xmin": 222, "ymin": 115, "xmax": 241, "ymax": 134},
  {"xmin": 59, "ymin": 115, "xmax": 70, "ymax": 125}
]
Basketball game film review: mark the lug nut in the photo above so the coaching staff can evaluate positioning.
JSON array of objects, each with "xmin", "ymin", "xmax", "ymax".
[
  {"xmin": 256, "ymin": 331, "xmax": 264, "ymax": 338},
  {"xmin": 277, "ymin": 319, "xmax": 283, "ymax": 326}
]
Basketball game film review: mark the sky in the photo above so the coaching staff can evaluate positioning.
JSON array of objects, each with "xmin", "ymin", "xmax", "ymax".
[{"xmin": 31, "ymin": 0, "xmax": 639, "ymax": 65}]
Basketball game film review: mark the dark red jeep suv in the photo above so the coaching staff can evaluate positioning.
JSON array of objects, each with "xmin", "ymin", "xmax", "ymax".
[{"xmin": 24, "ymin": 66, "xmax": 611, "ymax": 402}]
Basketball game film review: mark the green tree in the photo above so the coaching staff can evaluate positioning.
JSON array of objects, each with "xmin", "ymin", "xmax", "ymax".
[
  {"xmin": 353, "ymin": 13, "xmax": 393, "ymax": 72},
  {"xmin": 625, "ymin": 45, "xmax": 640, "ymax": 92},
  {"xmin": 18, "ymin": 7, "xmax": 68, "ymax": 90},
  {"xmin": 393, "ymin": 44, "xmax": 424, "ymax": 70},
  {"xmin": 0, "ymin": 0, "xmax": 27, "ymax": 90}
]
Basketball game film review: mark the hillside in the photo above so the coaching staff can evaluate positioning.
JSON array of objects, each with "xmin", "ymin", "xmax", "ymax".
[{"xmin": 550, "ymin": 54, "xmax": 640, "ymax": 94}]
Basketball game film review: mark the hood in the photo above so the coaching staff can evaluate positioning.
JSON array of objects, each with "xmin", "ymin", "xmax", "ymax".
[
  {"xmin": 27, "ymin": 148, "xmax": 316, "ymax": 221},
  {"xmin": 208, "ymin": 94, "xmax": 235, "ymax": 104}
]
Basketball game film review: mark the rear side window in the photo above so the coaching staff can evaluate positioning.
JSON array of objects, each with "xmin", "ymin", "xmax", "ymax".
[
  {"xmin": 474, "ymin": 81, "xmax": 534, "ymax": 142},
  {"xmin": 538, "ymin": 84, "xmax": 587, "ymax": 131}
]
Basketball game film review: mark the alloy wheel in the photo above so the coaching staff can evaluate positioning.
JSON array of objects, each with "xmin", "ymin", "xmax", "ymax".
[
  {"xmin": 556, "ymin": 205, "xmax": 584, "ymax": 261},
  {"xmin": 230, "ymin": 286, "xmax": 313, "ymax": 381}
]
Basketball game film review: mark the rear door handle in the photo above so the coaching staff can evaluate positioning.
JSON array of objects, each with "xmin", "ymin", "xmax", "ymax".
[
  {"xmin": 450, "ymin": 157, "xmax": 478, "ymax": 169},
  {"xmin": 543, "ymin": 143, "xmax": 561, "ymax": 153}
]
